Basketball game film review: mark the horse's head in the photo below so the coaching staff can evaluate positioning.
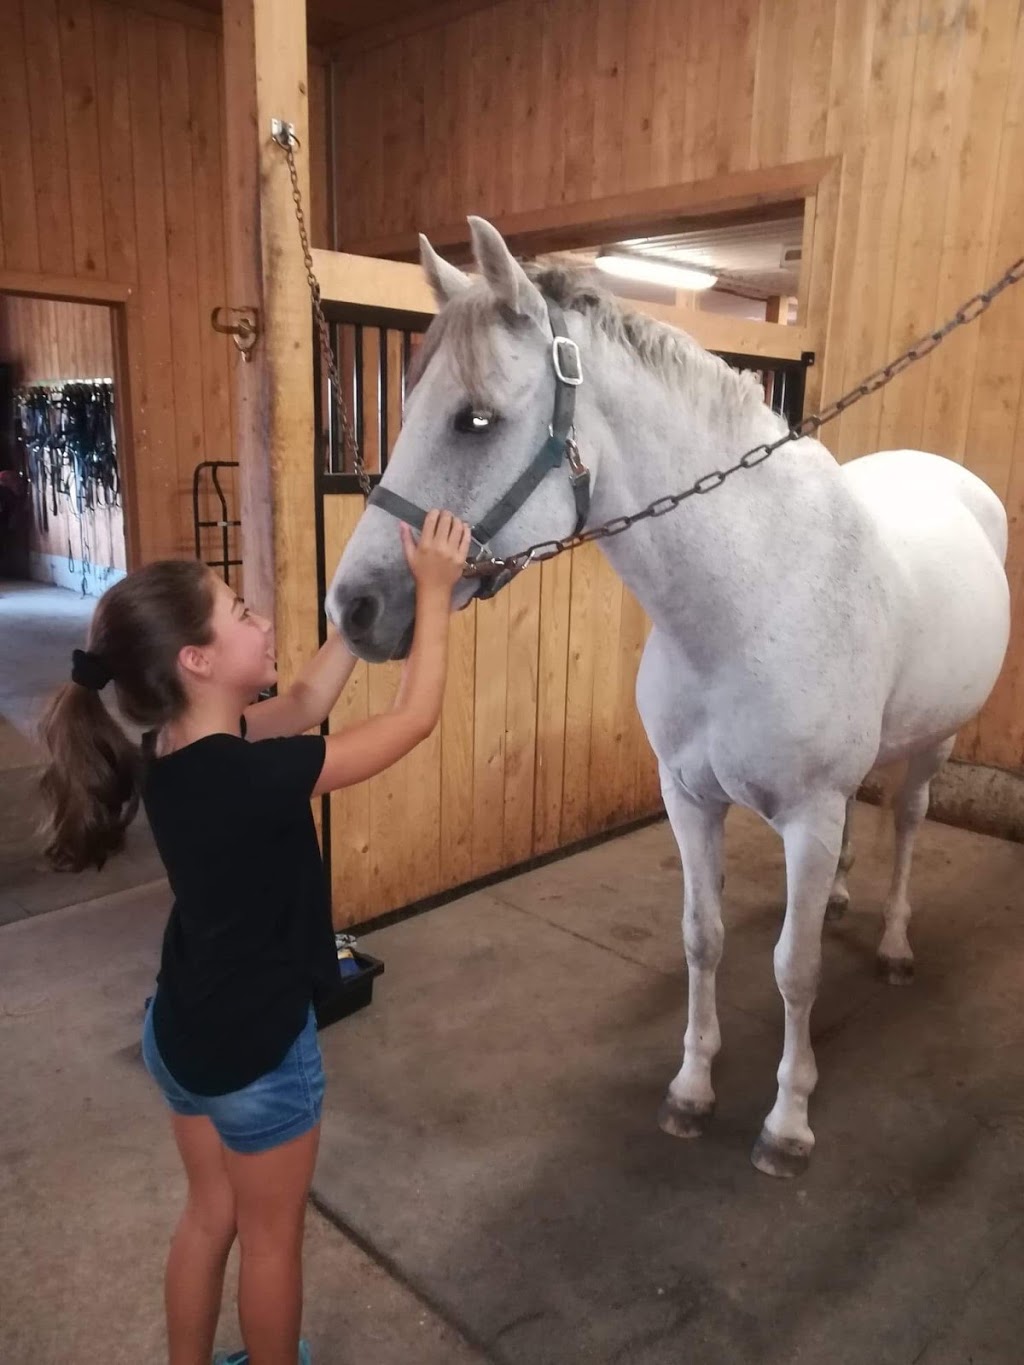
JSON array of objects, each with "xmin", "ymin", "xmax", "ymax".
[{"xmin": 327, "ymin": 218, "xmax": 593, "ymax": 661}]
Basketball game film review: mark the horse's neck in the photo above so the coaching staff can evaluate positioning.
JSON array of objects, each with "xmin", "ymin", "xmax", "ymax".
[{"xmin": 585, "ymin": 345, "xmax": 838, "ymax": 637}]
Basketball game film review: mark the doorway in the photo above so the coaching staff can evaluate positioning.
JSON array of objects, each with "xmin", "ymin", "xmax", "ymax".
[{"xmin": 0, "ymin": 292, "xmax": 127, "ymax": 598}]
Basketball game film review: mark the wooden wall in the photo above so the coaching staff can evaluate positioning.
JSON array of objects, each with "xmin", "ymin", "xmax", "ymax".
[
  {"xmin": 0, "ymin": 0, "xmax": 239, "ymax": 564},
  {"xmin": 331, "ymin": 0, "xmax": 1024, "ymax": 774},
  {"xmin": 322, "ymin": 508, "xmax": 661, "ymax": 925},
  {"xmin": 0, "ymin": 0, "xmax": 331, "ymax": 570},
  {"xmin": 0, "ymin": 296, "xmax": 114, "ymax": 385},
  {"xmin": 0, "ymin": 293, "xmax": 124, "ymax": 577}
]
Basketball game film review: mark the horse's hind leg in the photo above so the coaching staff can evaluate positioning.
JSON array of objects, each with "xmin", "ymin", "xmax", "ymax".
[
  {"xmin": 878, "ymin": 738, "xmax": 955, "ymax": 985},
  {"xmin": 658, "ymin": 770, "xmax": 728, "ymax": 1139},
  {"xmin": 752, "ymin": 791, "xmax": 847, "ymax": 1179},
  {"xmin": 825, "ymin": 796, "xmax": 856, "ymax": 922}
]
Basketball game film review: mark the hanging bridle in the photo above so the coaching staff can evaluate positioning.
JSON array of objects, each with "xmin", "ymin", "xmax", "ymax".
[{"xmin": 366, "ymin": 299, "xmax": 591, "ymax": 600}]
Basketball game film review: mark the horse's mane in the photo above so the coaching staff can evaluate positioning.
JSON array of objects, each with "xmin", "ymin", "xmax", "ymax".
[{"xmin": 408, "ymin": 259, "xmax": 775, "ymax": 428}]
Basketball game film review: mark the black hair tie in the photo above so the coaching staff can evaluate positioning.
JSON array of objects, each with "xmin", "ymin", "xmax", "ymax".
[{"xmin": 71, "ymin": 649, "xmax": 112, "ymax": 692}]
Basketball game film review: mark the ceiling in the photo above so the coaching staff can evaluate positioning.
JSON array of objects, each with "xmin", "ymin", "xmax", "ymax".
[
  {"xmin": 619, "ymin": 215, "xmax": 804, "ymax": 299},
  {"xmin": 182, "ymin": 0, "xmax": 444, "ymax": 47},
  {"xmin": 563, "ymin": 214, "xmax": 805, "ymax": 305}
]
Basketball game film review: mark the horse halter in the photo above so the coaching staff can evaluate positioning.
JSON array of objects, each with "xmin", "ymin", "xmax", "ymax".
[{"xmin": 367, "ymin": 299, "xmax": 591, "ymax": 601}]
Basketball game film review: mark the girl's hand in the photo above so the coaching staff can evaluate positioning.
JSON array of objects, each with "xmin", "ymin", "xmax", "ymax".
[{"xmin": 401, "ymin": 511, "xmax": 471, "ymax": 593}]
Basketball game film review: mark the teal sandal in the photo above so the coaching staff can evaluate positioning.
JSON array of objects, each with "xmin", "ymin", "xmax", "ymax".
[{"xmin": 213, "ymin": 1341, "xmax": 311, "ymax": 1365}]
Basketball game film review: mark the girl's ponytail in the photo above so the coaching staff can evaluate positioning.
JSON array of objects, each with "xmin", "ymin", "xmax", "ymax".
[
  {"xmin": 39, "ymin": 678, "xmax": 141, "ymax": 871},
  {"xmin": 37, "ymin": 559, "xmax": 216, "ymax": 872}
]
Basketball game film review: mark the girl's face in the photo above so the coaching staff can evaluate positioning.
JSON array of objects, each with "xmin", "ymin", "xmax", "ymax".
[{"xmin": 202, "ymin": 576, "xmax": 277, "ymax": 697}]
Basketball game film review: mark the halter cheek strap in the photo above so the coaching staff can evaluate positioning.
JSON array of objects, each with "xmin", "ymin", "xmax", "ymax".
[{"xmin": 368, "ymin": 298, "xmax": 590, "ymax": 598}]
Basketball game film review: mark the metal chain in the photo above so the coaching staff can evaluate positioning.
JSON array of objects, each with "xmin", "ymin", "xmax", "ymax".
[
  {"xmin": 276, "ymin": 129, "xmax": 371, "ymax": 497},
  {"xmin": 484, "ymin": 254, "xmax": 1024, "ymax": 578},
  {"xmin": 274, "ymin": 125, "xmax": 1024, "ymax": 574}
]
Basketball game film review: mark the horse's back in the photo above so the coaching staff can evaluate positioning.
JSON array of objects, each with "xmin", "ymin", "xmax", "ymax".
[{"xmin": 841, "ymin": 449, "xmax": 1007, "ymax": 563}]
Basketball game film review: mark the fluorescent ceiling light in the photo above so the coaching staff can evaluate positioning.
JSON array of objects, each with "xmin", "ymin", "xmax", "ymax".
[{"xmin": 595, "ymin": 253, "xmax": 718, "ymax": 291}]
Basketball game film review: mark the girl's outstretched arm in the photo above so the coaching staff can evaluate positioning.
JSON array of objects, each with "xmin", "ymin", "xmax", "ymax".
[
  {"xmin": 312, "ymin": 511, "xmax": 470, "ymax": 795},
  {"xmin": 244, "ymin": 632, "xmax": 358, "ymax": 740}
]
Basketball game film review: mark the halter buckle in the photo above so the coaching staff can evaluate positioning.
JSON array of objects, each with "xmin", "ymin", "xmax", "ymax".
[
  {"xmin": 552, "ymin": 335, "xmax": 583, "ymax": 386},
  {"xmin": 462, "ymin": 539, "xmax": 501, "ymax": 579},
  {"xmin": 566, "ymin": 436, "xmax": 589, "ymax": 485}
]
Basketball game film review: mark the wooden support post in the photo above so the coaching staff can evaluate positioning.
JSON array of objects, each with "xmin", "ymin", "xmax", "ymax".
[{"xmin": 222, "ymin": 0, "xmax": 317, "ymax": 690}]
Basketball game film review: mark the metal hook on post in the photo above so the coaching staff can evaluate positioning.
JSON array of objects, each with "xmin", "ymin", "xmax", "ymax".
[
  {"xmin": 211, "ymin": 307, "xmax": 260, "ymax": 361},
  {"xmin": 271, "ymin": 118, "xmax": 299, "ymax": 150}
]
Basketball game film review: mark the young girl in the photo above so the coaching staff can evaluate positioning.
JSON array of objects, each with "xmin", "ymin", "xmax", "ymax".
[{"xmin": 39, "ymin": 510, "xmax": 471, "ymax": 1365}]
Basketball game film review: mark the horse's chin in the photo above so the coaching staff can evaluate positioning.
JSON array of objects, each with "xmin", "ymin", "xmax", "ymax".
[
  {"xmin": 343, "ymin": 594, "xmax": 471, "ymax": 664},
  {"xmin": 344, "ymin": 620, "xmax": 415, "ymax": 665}
]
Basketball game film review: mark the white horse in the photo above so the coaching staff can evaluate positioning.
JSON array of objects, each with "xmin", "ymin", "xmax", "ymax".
[{"xmin": 327, "ymin": 218, "xmax": 1010, "ymax": 1176}]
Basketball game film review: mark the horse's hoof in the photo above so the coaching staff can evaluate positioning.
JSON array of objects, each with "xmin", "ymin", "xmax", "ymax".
[
  {"xmin": 750, "ymin": 1130, "xmax": 811, "ymax": 1179},
  {"xmin": 878, "ymin": 954, "xmax": 915, "ymax": 986},
  {"xmin": 825, "ymin": 895, "xmax": 848, "ymax": 923},
  {"xmin": 658, "ymin": 1097, "xmax": 714, "ymax": 1139}
]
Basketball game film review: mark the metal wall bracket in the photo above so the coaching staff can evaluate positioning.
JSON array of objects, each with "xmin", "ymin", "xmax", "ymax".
[
  {"xmin": 211, "ymin": 307, "xmax": 260, "ymax": 361},
  {"xmin": 271, "ymin": 118, "xmax": 298, "ymax": 149}
]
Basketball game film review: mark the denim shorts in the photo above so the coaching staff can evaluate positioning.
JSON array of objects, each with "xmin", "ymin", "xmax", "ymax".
[{"xmin": 142, "ymin": 1000, "xmax": 326, "ymax": 1155}]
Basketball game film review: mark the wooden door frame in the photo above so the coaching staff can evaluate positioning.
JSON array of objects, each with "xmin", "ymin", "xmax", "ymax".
[
  {"xmin": 0, "ymin": 270, "xmax": 143, "ymax": 572},
  {"xmin": 327, "ymin": 158, "xmax": 839, "ymax": 370},
  {"xmin": 340, "ymin": 158, "xmax": 833, "ymax": 264}
]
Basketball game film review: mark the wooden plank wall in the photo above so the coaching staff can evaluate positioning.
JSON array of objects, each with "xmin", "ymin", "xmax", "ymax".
[
  {"xmin": 0, "ymin": 0, "xmax": 332, "ymax": 568},
  {"xmin": 0, "ymin": 296, "xmax": 114, "ymax": 385},
  {"xmin": 322, "ymin": 506, "xmax": 660, "ymax": 927},
  {"xmin": 0, "ymin": 293, "xmax": 124, "ymax": 573},
  {"xmin": 332, "ymin": 0, "xmax": 1024, "ymax": 773}
]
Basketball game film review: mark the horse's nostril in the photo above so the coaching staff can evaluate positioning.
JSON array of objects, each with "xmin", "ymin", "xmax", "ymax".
[{"xmin": 342, "ymin": 595, "xmax": 380, "ymax": 641}]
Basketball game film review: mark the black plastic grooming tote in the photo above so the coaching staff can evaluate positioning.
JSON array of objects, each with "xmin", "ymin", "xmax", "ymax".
[{"xmin": 315, "ymin": 933, "xmax": 384, "ymax": 1031}]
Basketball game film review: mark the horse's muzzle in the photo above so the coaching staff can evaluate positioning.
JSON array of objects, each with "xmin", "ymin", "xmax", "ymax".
[{"xmin": 333, "ymin": 585, "xmax": 415, "ymax": 663}]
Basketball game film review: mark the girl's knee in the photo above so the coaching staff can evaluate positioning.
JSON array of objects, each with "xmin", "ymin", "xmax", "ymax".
[
  {"xmin": 237, "ymin": 1231, "xmax": 304, "ymax": 1268},
  {"xmin": 236, "ymin": 1207, "xmax": 306, "ymax": 1260},
  {"xmin": 183, "ymin": 1190, "xmax": 237, "ymax": 1248}
]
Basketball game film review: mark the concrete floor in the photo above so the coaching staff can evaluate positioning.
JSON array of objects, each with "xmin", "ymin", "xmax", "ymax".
[
  {"xmin": 315, "ymin": 811, "xmax": 1024, "ymax": 1365},
  {"xmin": 0, "ymin": 882, "xmax": 487, "ymax": 1365},
  {"xmin": 4, "ymin": 580, "xmax": 1024, "ymax": 1364}
]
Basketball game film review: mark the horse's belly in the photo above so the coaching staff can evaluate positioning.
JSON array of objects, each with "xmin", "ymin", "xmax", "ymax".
[
  {"xmin": 878, "ymin": 584, "xmax": 1008, "ymax": 759},
  {"xmin": 844, "ymin": 452, "xmax": 1010, "ymax": 756}
]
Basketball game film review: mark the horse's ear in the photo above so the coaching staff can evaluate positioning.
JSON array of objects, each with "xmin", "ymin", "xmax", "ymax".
[
  {"xmin": 468, "ymin": 216, "xmax": 547, "ymax": 329},
  {"xmin": 419, "ymin": 234, "xmax": 471, "ymax": 307}
]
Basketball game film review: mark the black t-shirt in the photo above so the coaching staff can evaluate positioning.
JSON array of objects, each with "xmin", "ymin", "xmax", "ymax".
[{"xmin": 141, "ymin": 723, "xmax": 332, "ymax": 1096}]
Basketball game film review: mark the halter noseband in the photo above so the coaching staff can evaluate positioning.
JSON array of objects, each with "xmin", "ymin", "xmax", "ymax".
[{"xmin": 367, "ymin": 299, "xmax": 590, "ymax": 601}]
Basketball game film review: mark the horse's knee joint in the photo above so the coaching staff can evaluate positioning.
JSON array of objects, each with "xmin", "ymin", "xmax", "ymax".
[
  {"xmin": 683, "ymin": 919, "xmax": 724, "ymax": 971},
  {"xmin": 773, "ymin": 953, "xmax": 820, "ymax": 1004}
]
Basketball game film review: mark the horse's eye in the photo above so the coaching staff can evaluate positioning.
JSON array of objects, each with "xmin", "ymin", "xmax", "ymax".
[{"xmin": 454, "ymin": 405, "xmax": 497, "ymax": 435}]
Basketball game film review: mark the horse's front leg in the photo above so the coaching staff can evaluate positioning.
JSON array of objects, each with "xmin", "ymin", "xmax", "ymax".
[
  {"xmin": 752, "ymin": 792, "xmax": 847, "ymax": 1178},
  {"xmin": 658, "ymin": 770, "xmax": 728, "ymax": 1139}
]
